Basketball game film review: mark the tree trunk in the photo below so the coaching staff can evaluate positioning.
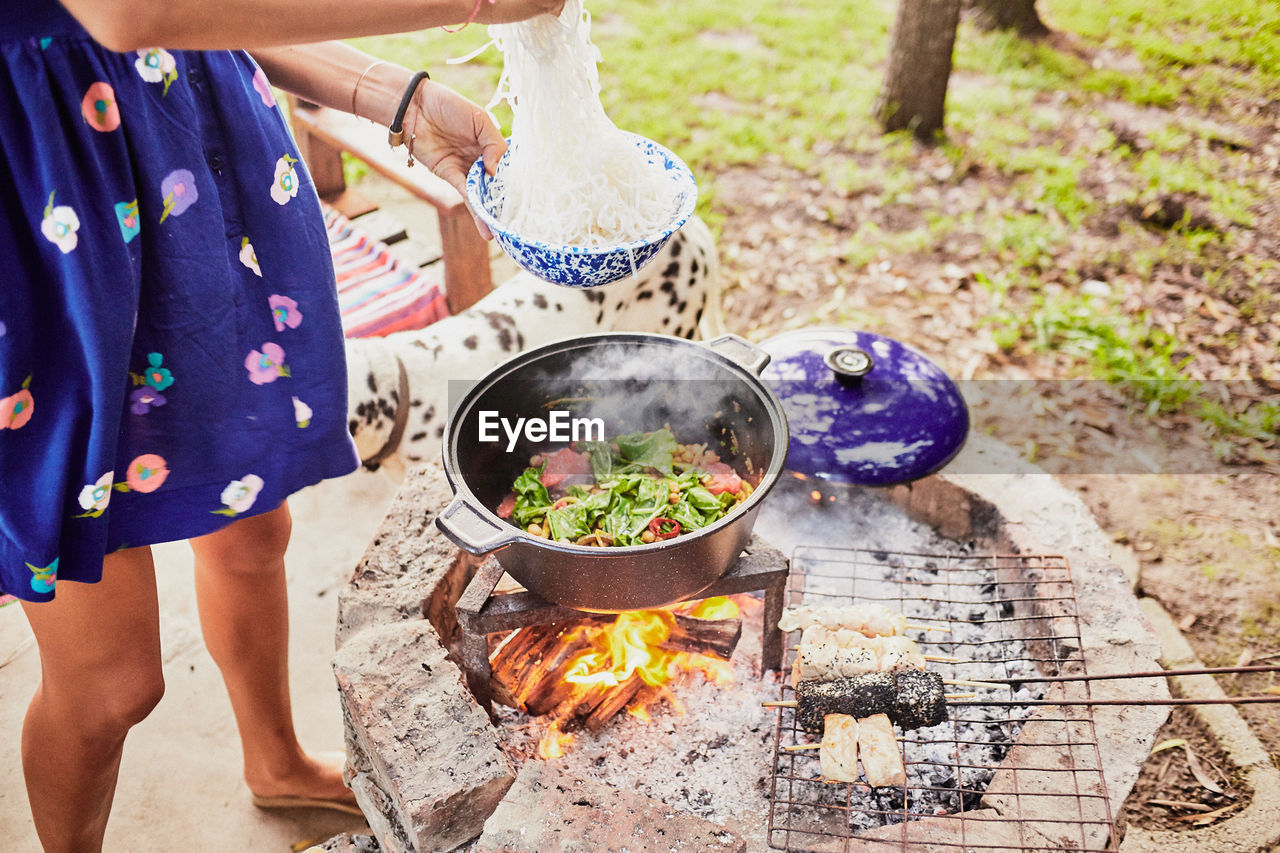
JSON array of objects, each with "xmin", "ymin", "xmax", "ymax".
[
  {"xmin": 875, "ymin": 0, "xmax": 963, "ymax": 141},
  {"xmin": 968, "ymin": 0, "xmax": 1050, "ymax": 38}
]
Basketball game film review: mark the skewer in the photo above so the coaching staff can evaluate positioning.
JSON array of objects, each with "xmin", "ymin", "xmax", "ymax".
[
  {"xmin": 954, "ymin": 664, "xmax": 1280, "ymax": 685},
  {"xmin": 951, "ymin": 696, "xmax": 1280, "ymax": 708},
  {"xmin": 784, "ymin": 696, "xmax": 1280, "ymax": 753},
  {"xmin": 944, "ymin": 679, "xmax": 1007, "ymax": 690},
  {"xmin": 764, "ymin": 690, "xmax": 974, "ymax": 709},
  {"xmin": 923, "ymin": 655, "xmax": 963, "ymax": 663},
  {"xmin": 769, "ymin": 695, "xmax": 1280, "ymax": 711},
  {"xmin": 907, "ymin": 623, "xmax": 951, "ymax": 633}
]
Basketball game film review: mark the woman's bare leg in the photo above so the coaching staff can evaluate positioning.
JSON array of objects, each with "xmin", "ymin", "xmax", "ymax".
[
  {"xmin": 189, "ymin": 501, "xmax": 353, "ymax": 805},
  {"xmin": 19, "ymin": 546, "xmax": 165, "ymax": 853}
]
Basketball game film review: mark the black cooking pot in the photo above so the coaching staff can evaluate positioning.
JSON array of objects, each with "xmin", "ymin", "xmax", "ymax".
[{"xmin": 437, "ymin": 333, "xmax": 788, "ymax": 612}]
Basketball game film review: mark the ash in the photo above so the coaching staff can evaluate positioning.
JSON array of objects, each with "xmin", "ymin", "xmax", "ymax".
[
  {"xmin": 759, "ymin": 476, "xmax": 1054, "ymax": 836},
  {"xmin": 490, "ymin": 595, "xmax": 783, "ymax": 850},
  {"xmin": 486, "ymin": 478, "xmax": 1061, "ymax": 848}
]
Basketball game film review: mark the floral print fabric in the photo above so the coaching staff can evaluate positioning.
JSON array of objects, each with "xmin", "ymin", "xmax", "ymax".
[{"xmin": 0, "ymin": 3, "xmax": 360, "ymax": 602}]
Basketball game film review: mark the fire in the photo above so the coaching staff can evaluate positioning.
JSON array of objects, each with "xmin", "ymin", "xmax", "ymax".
[
  {"xmin": 688, "ymin": 595, "xmax": 739, "ymax": 620},
  {"xmin": 674, "ymin": 651, "xmax": 735, "ymax": 686},
  {"xmin": 537, "ymin": 721, "xmax": 574, "ymax": 759},
  {"xmin": 520, "ymin": 595, "xmax": 748, "ymax": 760},
  {"xmin": 627, "ymin": 704, "xmax": 653, "ymax": 723},
  {"xmin": 565, "ymin": 610, "xmax": 677, "ymax": 689}
]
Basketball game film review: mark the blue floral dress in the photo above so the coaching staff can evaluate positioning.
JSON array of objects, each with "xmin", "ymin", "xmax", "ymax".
[{"xmin": 0, "ymin": 2, "xmax": 360, "ymax": 602}]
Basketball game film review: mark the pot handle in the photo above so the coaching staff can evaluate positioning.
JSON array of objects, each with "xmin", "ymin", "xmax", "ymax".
[
  {"xmin": 707, "ymin": 334, "xmax": 772, "ymax": 376},
  {"xmin": 436, "ymin": 497, "xmax": 522, "ymax": 554}
]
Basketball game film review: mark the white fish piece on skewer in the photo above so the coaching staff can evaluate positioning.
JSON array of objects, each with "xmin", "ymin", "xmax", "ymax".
[
  {"xmin": 778, "ymin": 603, "xmax": 909, "ymax": 636},
  {"xmin": 819, "ymin": 713, "xmax": 860, "ymax": 783},
  {"xmin": 876, "ymin": 635, "xmax": 928, "ymax": 672},
  {"xmin": 792, "ymin": 626, "xmax": 926, "ymax": 685},
  {"xmin": 856, "ymin": 713, "xmax": 906, "ymax": 787}
]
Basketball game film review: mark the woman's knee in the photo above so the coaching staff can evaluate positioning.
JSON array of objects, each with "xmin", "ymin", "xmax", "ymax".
[
  {"xmin": 191, "ymin": 501, "xmax": 293, "ymax": 569},
  {"xmin": 40, "ymin": 664, "xmax": 165, "ymax": 741}
]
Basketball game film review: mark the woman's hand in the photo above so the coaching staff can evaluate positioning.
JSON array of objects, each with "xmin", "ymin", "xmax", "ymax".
[
  {"xmin": 474, "ymin": 0, "xmax": 568, "ymax": 25},
  {"xmin": 406, "ymin": 80, "xmax": 508, "ymax": 239}
]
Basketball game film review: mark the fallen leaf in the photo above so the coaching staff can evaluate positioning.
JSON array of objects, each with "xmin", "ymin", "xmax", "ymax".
[
  {"xmin": 1183, "ymin": 745, "xmax": 1225, "ymax": 794},
  {"xmin": 1150, "ymin": 738, "xmax": 1187, "ymax": 755},
  {"xmin": 1175, "ymin": 803, "xmax": 1241, "ymax": 826},
  {"xmin": 1147, "ymin": 798, "xmax": 1213, "ymax": 812}
]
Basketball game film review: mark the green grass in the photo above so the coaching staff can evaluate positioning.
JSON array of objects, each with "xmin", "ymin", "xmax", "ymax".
[{"xmin": 347, "ymin": 0, "xmax": 1278, "ymax": 454}]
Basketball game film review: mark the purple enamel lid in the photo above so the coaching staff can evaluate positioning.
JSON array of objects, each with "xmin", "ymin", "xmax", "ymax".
[{"xmin": 759, "ymin": 328, "xmax": 969, "ymax": 485}]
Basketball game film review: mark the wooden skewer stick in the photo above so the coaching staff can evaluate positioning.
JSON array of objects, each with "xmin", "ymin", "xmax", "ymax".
[
  {"xmin": 907, "ymin": 623, "xmax": 951, "ymax": 633},
  {"xmin": 923, "ymin": 655, "xmax": 964, "ymax": 663},
  {"xmin": 945, "ymin": 678, "xmax": 1007, "ymax": 690},
  {"xmin": 783, "ymin": 743, "xmax": 821, "ymax": 751},
  {"xmin": 763, "ymin": 691, "xmax": 974, "ymax": 708},
  {"xmin": 959, "ymin": 663, "xmax": 1280, "ymax": 684}
]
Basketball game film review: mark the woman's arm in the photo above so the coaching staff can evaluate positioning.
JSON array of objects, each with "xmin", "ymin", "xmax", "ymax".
[
  {"xmin": 251, "ymin": 42, "xmax": 421, "ymax": 129},
  {"xmin": 59, "ymin": 0, "xmax": 563, "ymax": 52},
  {"xmin": 253, "ymin": 41, "xmax": 506, "ymax": 233}
]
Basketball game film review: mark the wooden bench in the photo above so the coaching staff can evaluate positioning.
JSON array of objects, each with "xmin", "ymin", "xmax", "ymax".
[{"xmin": 287, "ymin": 96, "xmax": 493, "ymax": 313}]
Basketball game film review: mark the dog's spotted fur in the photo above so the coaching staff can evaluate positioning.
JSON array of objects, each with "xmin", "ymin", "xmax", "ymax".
[{"xmin": 345, "ymin": 216, "xmax": 720, "ymax": 478}]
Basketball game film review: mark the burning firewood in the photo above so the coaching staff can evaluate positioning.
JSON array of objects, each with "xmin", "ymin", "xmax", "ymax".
[{"xmin": 487, "ymin": 606, "xmax": 744, "ymax": 731}]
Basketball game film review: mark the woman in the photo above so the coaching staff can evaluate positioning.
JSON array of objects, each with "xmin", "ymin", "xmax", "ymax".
[{"xmin": 0, "ymin": 1, "xmax": 563, "ymax": 849}]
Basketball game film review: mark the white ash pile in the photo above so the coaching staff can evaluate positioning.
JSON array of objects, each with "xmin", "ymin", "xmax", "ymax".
[
  {"xmin": 487, "ymin": 597, "xmax": 782, "ymax": 850},
  {"xmin": 775, "ymin": 550, "xmax": 1048, "ymax": 832},
  {"xmin": 756, "ymin": 475, "xmax": 1055, "ymax": 831}
]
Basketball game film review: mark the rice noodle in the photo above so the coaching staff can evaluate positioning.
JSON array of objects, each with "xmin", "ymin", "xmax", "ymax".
[{"xmin": 485, "ymin": 1, "xmax": 682, "ymax": 247}]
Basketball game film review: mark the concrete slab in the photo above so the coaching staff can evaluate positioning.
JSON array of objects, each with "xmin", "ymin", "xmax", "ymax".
[{"xmin": 0, "ymin": 469, "xmax": 399, "ymax": 853}]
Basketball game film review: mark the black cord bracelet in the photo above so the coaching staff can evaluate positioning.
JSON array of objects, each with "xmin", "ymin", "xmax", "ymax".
[{"xmin": 387, "ymin": 70, "xmax": 430, "ymax": 149}]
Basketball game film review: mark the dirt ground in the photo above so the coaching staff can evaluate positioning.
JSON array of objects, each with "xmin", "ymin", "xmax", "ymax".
[
  {"xmin": 703, "ymin": 64, "xmax": 1280, "ymax": 834},
  {"xmin": 1116, "ymin": 705, "xmax": 1254, "ymax": 835}
]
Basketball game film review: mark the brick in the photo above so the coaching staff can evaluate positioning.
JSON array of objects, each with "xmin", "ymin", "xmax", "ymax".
[
  {"xmin": 316, "ymin": 833, "xmax": 381, "ymax": 853},
  {"xmin": 337, "ymin": 459, "xmax": 471, "ymax": 649},
  {"xmin": 335, "ymin": 620, "xmax": 515, "ymax": 853}
]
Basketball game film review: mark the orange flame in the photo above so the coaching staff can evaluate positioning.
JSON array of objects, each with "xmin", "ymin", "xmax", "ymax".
[
  {"xmin": 565, "ymin": 610, "xmax": 676, "ymax": 689},
  {"xmin": 688, "ymin": 595, "xmax": 739, "ymax": 620},
  {"xmin": 537, "ymin": 721, "xmax": 573, "ymax": 759},
  {"xmin": 674, "ymin": 651, "xmax": 735, "ymax": 686},
  {"xmin": 529, "ymin": 600, "xmax": 741, "ymax": 756}
]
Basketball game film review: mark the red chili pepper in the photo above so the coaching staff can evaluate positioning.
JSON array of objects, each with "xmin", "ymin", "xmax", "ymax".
[{"xmin": 649, "ymin": 517, "xmax": 681, "ymax": 540}]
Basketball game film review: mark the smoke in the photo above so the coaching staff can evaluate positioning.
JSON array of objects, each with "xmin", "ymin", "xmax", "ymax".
[{"xmin": 449, "ymin": 336, "xmax": 780, "ymax": 463}]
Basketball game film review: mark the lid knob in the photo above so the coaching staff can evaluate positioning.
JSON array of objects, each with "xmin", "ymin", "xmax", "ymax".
[{"xmin": 824, "ymin": 346, "xmax": 874, "ymax": 386}]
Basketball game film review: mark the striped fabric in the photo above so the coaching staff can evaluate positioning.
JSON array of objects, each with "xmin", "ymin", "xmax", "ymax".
[{"xmin": 324, "ymin": 206, "xmax": 450, "ymax": 339}]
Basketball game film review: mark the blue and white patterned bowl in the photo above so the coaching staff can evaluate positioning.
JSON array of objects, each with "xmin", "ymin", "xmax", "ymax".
[{"xmin": 465, "ymin": 133, "xmax": 697, "ymax": 288}]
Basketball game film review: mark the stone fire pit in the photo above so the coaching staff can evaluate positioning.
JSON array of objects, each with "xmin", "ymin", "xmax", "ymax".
[{"xmin": 325, "ymin": 434, "xmax": 1168, "ymax": 853}]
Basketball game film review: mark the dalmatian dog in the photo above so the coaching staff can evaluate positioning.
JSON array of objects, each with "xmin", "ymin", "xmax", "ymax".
[{"xmin": 345, "ymin": 215, "xmax": 721, "ymax": 480}]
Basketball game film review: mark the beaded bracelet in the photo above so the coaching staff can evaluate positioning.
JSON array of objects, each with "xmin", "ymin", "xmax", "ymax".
[{"xmin": 441, "ymin": 0, "xmax": 496, "ymax": 33}]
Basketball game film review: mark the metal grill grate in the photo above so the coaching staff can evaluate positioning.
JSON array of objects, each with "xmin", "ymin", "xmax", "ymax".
[{"xmin": 766, "ymin": 547, "xmax": 1115, "ymax": 852}]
